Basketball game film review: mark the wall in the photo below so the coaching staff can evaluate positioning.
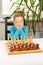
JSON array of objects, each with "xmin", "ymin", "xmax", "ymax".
[
  {"xmin": 0, "ymin": 22, "xmax": 5, "ymax": 40},
  {"xmin": 0, "ymin": 0, "xmax": 2, "ymax": 15}
]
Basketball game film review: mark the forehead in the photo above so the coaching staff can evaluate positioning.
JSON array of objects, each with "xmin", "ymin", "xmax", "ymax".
[{"xmin": 14, "ymin": 16, "xmax": 24, "ymax": 21}]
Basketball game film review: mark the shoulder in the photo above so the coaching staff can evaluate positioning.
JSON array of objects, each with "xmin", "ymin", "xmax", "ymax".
[{"xmin": 10, "ymin": 26, "xmax": 16, "ymax": 31}]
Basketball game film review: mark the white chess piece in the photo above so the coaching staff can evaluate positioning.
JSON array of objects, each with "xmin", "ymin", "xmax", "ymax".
[
  {"xmin": 29, "ymin": 36, "xmax": 33, "ymax": 43},
  {"xmin": 23, "ymin": 36, "xmax": 27, "ymax": 44},
  {"xmin": 8, "ymin": 37, "xmax": 12, "ymax": 44},
  {"xmin": 13, "ymin": 37, "xmax": 16, "ymax": 44}
]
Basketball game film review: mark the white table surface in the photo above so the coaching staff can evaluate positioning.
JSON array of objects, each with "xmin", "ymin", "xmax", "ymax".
[{"xmin": 0, "ymin": 38, "xmax": 43, "ymax": 65}]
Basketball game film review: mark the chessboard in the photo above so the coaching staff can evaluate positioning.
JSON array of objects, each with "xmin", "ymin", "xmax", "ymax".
[{"xmin": 5, "ymin": 37, "xmax": 43, "ymax": 55}]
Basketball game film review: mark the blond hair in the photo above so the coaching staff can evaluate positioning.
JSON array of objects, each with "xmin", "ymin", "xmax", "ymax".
[{"xmin": 13, "ymin": 11, "xmax": 24, "ymax": 21}]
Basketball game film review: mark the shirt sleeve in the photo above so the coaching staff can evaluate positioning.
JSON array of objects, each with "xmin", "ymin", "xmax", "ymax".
[
  {"xmin": 10, "ymin": 27, "xmax": 19, "ymax": 40},
  {"xmin": 20, "ymin": 26, "xmax": 29, "ymax": 39}
]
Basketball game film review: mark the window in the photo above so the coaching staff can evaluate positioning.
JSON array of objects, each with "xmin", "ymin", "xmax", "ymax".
[
  {"xmin": 2, "ymin": 0, "xmax": 18, "ymax": 16},
  {"xmin": 2, "ymin": 0, "xmax": 10, "ymax": 15},
  {"xmin": 2, "ymin": 0, "xmax": 39, "ymax": 16}
]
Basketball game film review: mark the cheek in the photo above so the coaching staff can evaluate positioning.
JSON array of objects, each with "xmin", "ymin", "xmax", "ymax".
[
  {"xmin": 13, "ymin": 22, "xmax": 17, "ymax": 26},
  {"xmin": 16, "ymin": 22, "xmax": 19, "ymax": 26},
  {"xmin": 16, "ymin": 22, "xmax": 19, "ymax": 25}
]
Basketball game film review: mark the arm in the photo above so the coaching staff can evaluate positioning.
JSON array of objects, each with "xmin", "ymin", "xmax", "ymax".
[
  {"xmin": 20, "ymin": 26, "xmax": 29, "ymax": 39},
  {"xmin": 10, "ymin": 27, "xmax": 19, "ymax": 40}
]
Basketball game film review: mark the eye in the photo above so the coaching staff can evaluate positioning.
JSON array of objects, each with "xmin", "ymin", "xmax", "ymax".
[
  {"xmin": 20, "ymin": 21, "xmax": 23, "ymax": 23},
  {"xmin": 16, "ymin": 21, "xmax": 18, "ymax": 24}
]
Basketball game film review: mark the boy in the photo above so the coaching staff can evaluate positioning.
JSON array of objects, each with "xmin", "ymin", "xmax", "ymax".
[{"xmin": 10, "ymin": 11, "xmax": 28, "ymax": 40}]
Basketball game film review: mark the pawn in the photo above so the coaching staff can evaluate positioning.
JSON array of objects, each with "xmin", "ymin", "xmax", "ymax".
[
  {"xmin": 28, "ymin": 36, "xmax": 33, "ymax": 43},
  {"xmin": 23, "ymin": 36, "xmax": 27, "ymax": 44},
  {"xmin": 8, "ymin": 37, "xmax": 12, "ymax": 44},
  {"xmin": 13, "ymin": 37, "xmax": 16, "ymax": 44},
  {"xmin": 20, "ymin": 36, "xmax": 23, "ymax": 44},
  {"xmin": 20, "ymin": 36, "xmax": 22, "ymax": 40}
]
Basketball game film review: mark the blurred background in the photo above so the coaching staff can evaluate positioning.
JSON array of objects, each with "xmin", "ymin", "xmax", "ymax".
[{"xmin": 0, "ymin": 0, "xmax": 43, "ymax": 40}]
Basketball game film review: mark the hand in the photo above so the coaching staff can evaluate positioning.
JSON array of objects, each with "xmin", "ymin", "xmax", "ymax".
[
  {"xmin": 15, "ymin": 25, "xmax": 20, "ymax": 30},
  {"xmin": 19, "ymin": 25, "xmax": 23, "ymax": 30},
  {"xmin": 15, "ymin": 24, "xmax": 24, "ymax": 30}
]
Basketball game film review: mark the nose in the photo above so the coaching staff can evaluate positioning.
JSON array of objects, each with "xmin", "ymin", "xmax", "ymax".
[
  {"xmin": 18, "ymin": 21, "xmax": 21, "ymax": 25},
  {"xmin": 19, "ymin": 21, "xmax": 21, "ymax": 24}
]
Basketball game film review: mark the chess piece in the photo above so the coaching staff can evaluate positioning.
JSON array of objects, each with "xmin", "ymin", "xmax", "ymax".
[
  {"xmin": 23, "ymin": 36, "xmax": 27, "ymax": 44},
  {"xmin": 13, "ymin": 37, "xmax": 16, "ymax": 44},
  {"xmin": 20, "ymin": 36, "xmax": 23, "ymax": 44},
  {"xmin": 28, "ymin": 36, "xmax": 33, "ymax": 43},
  {"xmin": 8, "ymin": 37, "xmax": 12, "ymax": 44}
]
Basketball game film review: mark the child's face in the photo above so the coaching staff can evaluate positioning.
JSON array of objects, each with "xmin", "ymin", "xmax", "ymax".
[{"xmin": 13, "ymin": 16, "xmax": 24, "ymax": 30}]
